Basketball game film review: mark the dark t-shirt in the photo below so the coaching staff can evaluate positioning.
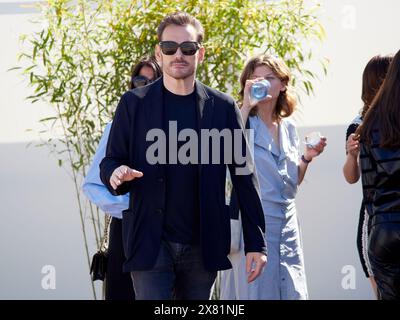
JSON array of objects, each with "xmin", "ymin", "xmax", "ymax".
[
  {"xmin": 346, "ymin": 123, "xmax": 359, "ymax": 140},
  {"xmin": 163, "ymin": 86, "xmax": 200, "ymax": 244},
  {"xmin": 345, "ymin": 114, "xmax": 362, "ymax": 145}
]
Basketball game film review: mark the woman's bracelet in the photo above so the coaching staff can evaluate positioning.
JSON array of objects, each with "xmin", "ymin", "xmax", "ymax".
[{"xmin": 301, "ymin": 154, "xmax": 312, "ymax": 164}]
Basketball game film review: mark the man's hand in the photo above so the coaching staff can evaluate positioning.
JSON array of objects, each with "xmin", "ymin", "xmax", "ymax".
[
  {"xmin": 246, "ymin": 252, "xmax": 267, "ymax": 283},
  {"xmin": 110, "ymin": 165, "xmax": 143, "ymax": 190}
]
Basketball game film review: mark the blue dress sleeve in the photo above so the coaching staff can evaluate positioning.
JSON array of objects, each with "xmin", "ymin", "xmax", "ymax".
[{"xmin": 81, "ymin": 123, "xmax": 129, "ymax": 219}]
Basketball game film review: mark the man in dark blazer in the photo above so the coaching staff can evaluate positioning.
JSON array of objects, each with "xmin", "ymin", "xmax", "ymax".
[{"xmin": 100, "ymin": 11, "xmax": 266, "ymax": 300}]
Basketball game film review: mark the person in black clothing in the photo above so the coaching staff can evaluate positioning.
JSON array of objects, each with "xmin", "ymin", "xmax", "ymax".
[
  {"xmin": 358, "ymin": 48, "xmax": 400, "ymax": 300},
  {"xmin": 100, "ymin": 12, "xmax": 267, "ymax": 300},
  {"xmin": 342, "ymin": 55, "xmax": 392, "ymax": 297},
  {"xmin": 105, "ymin": 56, "xmax": 162, "ymax": 300},
  {"xmin": 83, "ymin": 55, "xmax": 161, "ymax": 300}
]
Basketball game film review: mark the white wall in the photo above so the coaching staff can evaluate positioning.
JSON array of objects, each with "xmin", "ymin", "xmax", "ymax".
[
  {"xmin": 1, "ymin": 0, "xmax": 399, "ymax": 299},
  {"xmin": 294, "ymin": 0, "xmax": 399, "ymax": 299}
]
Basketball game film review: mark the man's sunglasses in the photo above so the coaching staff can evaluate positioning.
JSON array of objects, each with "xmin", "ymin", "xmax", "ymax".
[
  {"xmin": 159, "ymin": 41, "xmax": 200, "ymax": 56},
  {"xmin": 131, "ymin": 75, "xmax": 152, "ymax": 88}
]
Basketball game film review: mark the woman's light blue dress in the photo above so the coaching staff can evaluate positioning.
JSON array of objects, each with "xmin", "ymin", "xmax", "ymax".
[{"xmin": 221, "ymin": 115, "xmax": 308, "ymax": 300}]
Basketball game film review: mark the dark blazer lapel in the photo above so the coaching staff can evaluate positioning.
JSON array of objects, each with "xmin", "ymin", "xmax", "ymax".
[
  {"xmin": 195, "ymin": 80, "xmax": 213, "ymax": 128},
  {"xmin": 195, "ymin": 80, "xmax": 213, "ymax": 192},
  {"xmin": 143, "ymin": 77, "xmax": 165, "ymax": 177},
  {"xmin": 144, "ymin": 76, "xmax": 164, "ymax": 132}
]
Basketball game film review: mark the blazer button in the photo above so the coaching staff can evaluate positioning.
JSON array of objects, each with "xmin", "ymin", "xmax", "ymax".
[{"xmin": 156, "ymin": 208, "xmax": 164, "ymax": 214}]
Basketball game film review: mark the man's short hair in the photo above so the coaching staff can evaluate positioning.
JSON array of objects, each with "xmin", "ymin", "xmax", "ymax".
[{"xmin": 157, "ymin": 11, "xmax": 204, "ymax": 43}]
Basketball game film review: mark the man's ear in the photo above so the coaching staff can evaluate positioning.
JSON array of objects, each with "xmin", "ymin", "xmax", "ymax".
[
  {"xmin": 198, "ymin": 46, "xmax": 205, "ymax": 64},
  {"xmin": 155, "ymin": 44, "xmax": 162, "ymax": 66}
]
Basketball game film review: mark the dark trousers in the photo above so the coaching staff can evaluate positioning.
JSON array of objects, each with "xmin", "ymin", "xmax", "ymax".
[
  {"xmin": 368, "ymin": 222, "xmax": 400, "ymax": 300},
  {"xmin": 105, "ymin": 218, "xmax": 135, "ymax": 300},
  {"xmin": 131, "ymin": 240, "xmax": 217, "ymax": 300}
]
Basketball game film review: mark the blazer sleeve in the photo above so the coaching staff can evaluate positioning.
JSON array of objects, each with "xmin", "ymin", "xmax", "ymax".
[
  {"xmin": 227, "ymin": 101, "xmax": 267, "ymax": 256},
  {"xmin": 100, "ymin": 92, "xmax": 135, "ymax": 196}
]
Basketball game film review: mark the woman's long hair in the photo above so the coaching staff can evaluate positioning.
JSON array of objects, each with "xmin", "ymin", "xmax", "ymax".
[
  {"xmin": 129, "ymin": 55, "xmax": 162, "ymax": 89},
  {"xmin": 239, "ymin": 54, "xmax": 297, "ymax": 120},
  {"xmin": 358, "ymin": 49, "xmax": 400, "ymax": 148},
  {"xmin": 361, "ymin": 55, "xmax": 393, "ymax": 117}
]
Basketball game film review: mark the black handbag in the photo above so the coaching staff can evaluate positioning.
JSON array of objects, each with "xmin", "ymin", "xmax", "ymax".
[
  {"xmin": 90, "ymin": 250, "xmax": 108, "ymax": 281},
  {"xmin": 90, "ymin": 215, "xmax": 111, "ymax": 281}
]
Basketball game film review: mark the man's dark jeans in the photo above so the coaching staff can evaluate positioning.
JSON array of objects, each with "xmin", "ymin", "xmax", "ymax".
[{"xmin": 131, "ymin": 240, "xmax": 217, "ymax": 300}]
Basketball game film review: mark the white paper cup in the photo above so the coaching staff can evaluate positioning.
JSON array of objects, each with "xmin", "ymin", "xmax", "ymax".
[{"xmin": 304, "ymin": 131, "xmax": 322, "ymax": 148}]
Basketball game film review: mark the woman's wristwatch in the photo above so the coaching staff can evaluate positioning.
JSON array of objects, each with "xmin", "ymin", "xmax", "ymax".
[{"xmin": 301, "ymin": 154, "xmax": 312, "ymax": 164}]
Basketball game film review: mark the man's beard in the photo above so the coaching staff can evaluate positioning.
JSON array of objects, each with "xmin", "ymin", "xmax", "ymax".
[{"xmin": 164, "ymin": 59, "xmax": 196, "ymax": 80}]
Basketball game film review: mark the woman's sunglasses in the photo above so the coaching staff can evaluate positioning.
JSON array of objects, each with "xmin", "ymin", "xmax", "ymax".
[
  {"xmin": 131, "ymin": 75, "xmax": 152, "ymax": 88},
  {"xmin": 159, "ymin": 41, "xmax": 200, "ymax": 56}
]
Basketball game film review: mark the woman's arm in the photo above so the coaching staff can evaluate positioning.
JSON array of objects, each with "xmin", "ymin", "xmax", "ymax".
[
  {"xmin": 240, "ymin": 105, "xmax": 252, "ymax": 127},
  {"xmin": 298, "ymin": 154, "xmax": 311, "ymax": 185},
  {"xmin": 343, "ymin": 133, "xmax": 361, "ymax": 183},
  {"xmin": 298, "ymin": 136, "xmax": 327, "ymax": 185},
  {"xmin": 343, "ymin": 154, "xmax": 360, "ymax": 183}
]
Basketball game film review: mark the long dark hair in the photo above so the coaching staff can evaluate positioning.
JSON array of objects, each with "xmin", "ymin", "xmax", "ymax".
[
  {"xmin": 129, "ymin": 55, "xmax": 162, "ymax": 89},
  {"xmin": 360, "ymin": 55, "xmax": 393, "ymax": 117},
  {"xmin": 358, "ymin": 49, "xmax": 400, "ymax": 148}
]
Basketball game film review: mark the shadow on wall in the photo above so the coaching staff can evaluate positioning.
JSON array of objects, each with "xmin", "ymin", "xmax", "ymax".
[
  {"xmin": 0, "ymin": 124, "xmax": 375, "ymax": 299},
  {"xmin": 0, "ymin": 143, "xmax": 97, "ymax": 299}
]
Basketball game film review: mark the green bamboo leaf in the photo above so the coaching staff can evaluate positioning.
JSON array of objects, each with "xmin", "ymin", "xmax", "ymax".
[{"xmin": 39, "ymin": 116, "xmax": 58, "ymax": 122}]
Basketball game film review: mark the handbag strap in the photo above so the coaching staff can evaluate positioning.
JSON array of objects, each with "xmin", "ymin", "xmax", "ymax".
[{"xmin": 99, "ymin": 214, "xmax": 112, "ymax": 252}]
